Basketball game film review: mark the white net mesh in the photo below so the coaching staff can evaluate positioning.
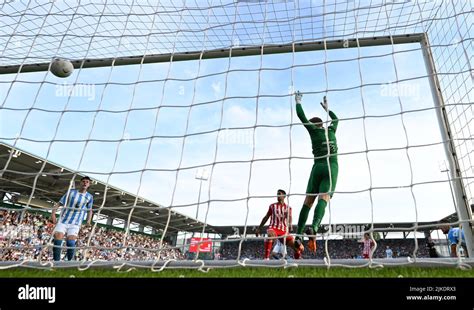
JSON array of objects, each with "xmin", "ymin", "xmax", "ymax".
[
  {"xmin": 0, "ymin": 0, "xmax": 472, "ymax": 269},
  {"xmin": 0, "ymin": 0, "xmax": 441, "ymax": 66}
]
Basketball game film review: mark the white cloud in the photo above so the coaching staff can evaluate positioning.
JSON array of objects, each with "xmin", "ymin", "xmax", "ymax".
[{"xmin": 211, "ymin": 81, "xmax": 221, "ymax": 98}]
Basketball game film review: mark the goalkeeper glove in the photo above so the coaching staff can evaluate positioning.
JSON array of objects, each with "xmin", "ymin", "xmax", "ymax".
[
  {"xmin": 295, "ymin": 91, "xmax": 303, "ymax": 104},
  {"xmin": 320, "ymin": 95, "xmax": 328, "ymax": 111}
]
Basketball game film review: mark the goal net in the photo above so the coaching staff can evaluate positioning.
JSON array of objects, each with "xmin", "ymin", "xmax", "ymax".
[{"xmin": 0, "ymin": 0, "xmax": 472, "ymax": 269}]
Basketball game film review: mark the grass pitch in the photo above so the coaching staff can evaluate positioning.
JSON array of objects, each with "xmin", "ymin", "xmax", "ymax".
[{"xmin": 1, "ymin": 266, "xmax": 473, "ymax": 278}]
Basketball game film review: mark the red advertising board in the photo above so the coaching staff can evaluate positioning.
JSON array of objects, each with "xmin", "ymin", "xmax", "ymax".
[{"xmin": 189, "ymin": 237, "xmax": 212, "ymax": 253}]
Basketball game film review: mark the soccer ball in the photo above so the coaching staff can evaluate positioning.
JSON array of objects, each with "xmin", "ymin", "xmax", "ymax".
[{"xmin": 50, "ymin": 58, "xmax": 74, "ymax": 78}]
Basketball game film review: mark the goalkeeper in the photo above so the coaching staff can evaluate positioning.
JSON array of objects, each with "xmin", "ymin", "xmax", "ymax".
[{"xmin": 293, "ymin": 91, "xmax": 339, "ymax": 254}]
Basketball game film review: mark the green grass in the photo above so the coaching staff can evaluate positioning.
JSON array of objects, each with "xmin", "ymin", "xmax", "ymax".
[{"xmin": 1, "ymin": 266, "xmax": 473, "ymax": 278}]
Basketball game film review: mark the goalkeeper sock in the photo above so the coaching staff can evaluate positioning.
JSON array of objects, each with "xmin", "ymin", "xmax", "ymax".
[
  {"xmin": 312, "ymin": 199, "xmax": 328, "ymax": 232},
  {"xmin": 66, "ymin": 239, "xmax": 76, "ymax": 261},
  {"xmin": 53, "ymin": 239, "xmax": 62, "ymax": 261},
  {"xmin": 297, "ymin": 204, "xmax": 311, "ymax": 236}
]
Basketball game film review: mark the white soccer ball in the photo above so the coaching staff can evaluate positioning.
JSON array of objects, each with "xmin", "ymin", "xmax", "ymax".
[{"xmin": 50, "ymin": 58, "xmax": 74, "ymax": 78}]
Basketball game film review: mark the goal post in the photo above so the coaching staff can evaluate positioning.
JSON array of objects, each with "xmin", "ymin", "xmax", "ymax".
[{"xmin": 420, "ymin": 33, "xmax": 473, "ymax": 257}]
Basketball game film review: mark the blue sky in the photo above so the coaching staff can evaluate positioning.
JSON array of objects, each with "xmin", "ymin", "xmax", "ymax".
[{"xmin": 0, "ymin": 0, "xmax": 469, "ymax": 232}]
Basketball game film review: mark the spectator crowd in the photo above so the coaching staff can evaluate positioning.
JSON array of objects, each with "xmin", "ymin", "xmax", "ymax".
[
  {"xmin": 219, "ymin": 238, "xmax": 431, "ymax": 260},
  {"xmin": 1, "ymin": 210, "xmax": 432, "ymax": 261},
  {"xmin": 0, "ymin": 210, "xmax": 184, "ymax": 261}
]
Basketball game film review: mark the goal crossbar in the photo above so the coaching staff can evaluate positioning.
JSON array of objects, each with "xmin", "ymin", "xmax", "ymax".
[{"xmin": 0, "ymin": 33, "xmax": 424, "ymax": 75}]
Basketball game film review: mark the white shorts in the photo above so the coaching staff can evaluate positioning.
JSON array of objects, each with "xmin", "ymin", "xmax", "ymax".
[
  {"xmin": 54, "ymin": 222, "xmax": 80, "ymax": 237},
  {"xmin": 272, "ymin": 240, "xmax": 287, "ymax": 256}
]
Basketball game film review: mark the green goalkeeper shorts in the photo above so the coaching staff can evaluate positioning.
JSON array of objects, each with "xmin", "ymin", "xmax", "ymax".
[{"xmin": 305, "ymin": 160, "xmax": 338, "ymax": 197}]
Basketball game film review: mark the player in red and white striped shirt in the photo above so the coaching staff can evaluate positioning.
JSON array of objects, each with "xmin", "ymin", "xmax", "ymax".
[
  {"xmin": 362, "ymin": 233, "xmax": 375, "ymax": 259},
  {"xmin": 256, "ymin": 189, "xmax": 302, "ymax": 259}
]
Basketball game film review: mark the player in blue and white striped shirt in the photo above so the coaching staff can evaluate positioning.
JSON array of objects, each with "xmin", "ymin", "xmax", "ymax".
[{"xmin": 51, "ymin": 176, "xmax": 94, "ymax": 261}]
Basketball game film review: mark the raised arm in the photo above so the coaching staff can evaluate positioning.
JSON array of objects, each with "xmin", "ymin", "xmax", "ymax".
[
  {"xmin": 329, "ymin": 110, "xmax": 338, "ymax": 132},
  {"xmin": 295, "ymin": 91, "xmax": 317, "ymax": 131},
  {"xmin": 320, "ymin": 96, "xmax": 338, "ymax": 132}
]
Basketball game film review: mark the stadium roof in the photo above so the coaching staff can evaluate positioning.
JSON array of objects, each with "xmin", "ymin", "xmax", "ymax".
[{"xmin": 0, "ymin": 142, "xmax": 219, "ymax": 235}]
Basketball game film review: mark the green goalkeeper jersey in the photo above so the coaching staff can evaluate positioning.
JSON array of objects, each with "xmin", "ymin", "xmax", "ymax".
[{"xmin": 296, "ymin": 103, "xmax": 338, "ymax": 162}]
